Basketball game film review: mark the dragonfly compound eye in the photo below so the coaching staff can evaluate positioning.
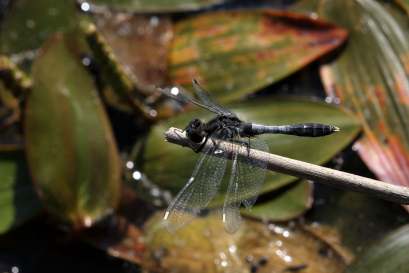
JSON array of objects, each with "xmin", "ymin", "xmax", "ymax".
[
  {"xmin": 191, "ymin": 118, "xmax": 203, "ymax": 128},
  {"xmin": 185, "ymin": 118, "xmax": 205, "ymax": 143}
]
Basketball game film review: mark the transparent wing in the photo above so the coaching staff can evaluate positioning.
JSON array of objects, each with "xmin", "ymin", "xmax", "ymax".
[
  {"xmin": 157, "ymin": 85, "xmax": 225, "ymax": 115},
  {"xmin": 192, "ymin": 79, "xmax": 235, "ymax": 116},
  {"xmin": 222, "ymin": 143, "xmax": 242, "ymax": 234},
  {"xmin": 222, "ymin": 137, "xmax": 268, "ymax": 233},
  {"xmin": 239, "ymin": 137, "xmax": 269, "ymax": 209},
  {"xmin": 163, "ymin": 141, "xmax": 227, "ymax": 232}
]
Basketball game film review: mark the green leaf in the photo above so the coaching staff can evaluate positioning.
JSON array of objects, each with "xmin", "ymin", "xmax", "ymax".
[
  {"xmin": 88, "ymin": 0, "xmax": 227, "ymax": 13},
  {"xmin": 0, "ymin": 151, "xmax": 41, "ymax": 234},
  {"xmin": 143, "ymin": 211, "xmax": 347, "ymax": 272},
  {"xmin": 347, "ymin": 224, "xmax": 409, "ymax": 273},
  {"xmin": 241, "ymin": 180, "xmax": 313, "ymax": 221},
  {"xmin": 0, "ymin": 0, "xmax": 78, "ymax": 54},
  {"xmin": 170, "ymin": 9, "xmax": 347, "ymax": 102},
  {"xmin": 308, "ymin": 188, "xmax": 409, "ymax": 255},
  {"xmin": 25, "ymin": 33, "xmax": 121, "ymax": 228},
  {"xmin": 315, "ymin": 0, "xmax": 409, "ymax": 191},
  {"xmin": 142, "ymin": 98, "xmax": 360, "ymax": 207}
]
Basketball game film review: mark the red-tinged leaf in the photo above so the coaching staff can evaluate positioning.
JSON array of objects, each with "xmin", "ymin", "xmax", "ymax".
[
  {"xmin": 25, "ymin": 33, "xmax": 121, "ymax": 228},
  {"xmin": 83, "ymin": 187, "xmax": 159, "ymax": 264},
  {"xmin": 84, "ymin": 216, "xmax": 145, "ymax": 264},
  {"xmin": 169, "ymin": 9, "xmax": 348, "ymax": 102},
  {"xmin": 93, "ymin": 13, "xmax": 173, "ymax": 94},
  {"xmin": 314, "ymin": 0, "xmax": 409, "ymax": 210}
]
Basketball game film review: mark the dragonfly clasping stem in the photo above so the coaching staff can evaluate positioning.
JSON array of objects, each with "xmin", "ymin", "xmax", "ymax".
[{"xmin": 165, "ymin": 127, "xmax": 409, "ymax": 205}]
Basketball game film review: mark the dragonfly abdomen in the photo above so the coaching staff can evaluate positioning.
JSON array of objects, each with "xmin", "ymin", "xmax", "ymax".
[{"xmin": 247, "ymin": 123, "xmax": 339, "ymax": 137}]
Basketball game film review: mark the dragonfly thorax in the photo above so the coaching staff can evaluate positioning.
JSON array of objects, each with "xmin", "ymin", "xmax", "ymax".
[{"xmin": 185, "ymin": 115, "xmax": 244, "ymax": 144}]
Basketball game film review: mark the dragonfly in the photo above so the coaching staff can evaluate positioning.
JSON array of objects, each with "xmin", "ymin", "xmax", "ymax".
[{"xmin": 159, "ymin": 79, "xmax": 339, "ymax": 233}]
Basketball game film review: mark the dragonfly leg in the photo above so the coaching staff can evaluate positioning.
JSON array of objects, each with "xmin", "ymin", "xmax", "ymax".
[
  {"xmin": 232, "ymin": 138, "xmax": 251, "ymax": 156},
  {"xmin": 246, "ymin": 137, "xmax": 251, "ymax": 156},
  {"xmin": 193, "ymin": 135, "xmax": 209, "ymax": 153},
  {"xmin": 194, "ymin": 131, "xmax": 216, "ymax": 153}
]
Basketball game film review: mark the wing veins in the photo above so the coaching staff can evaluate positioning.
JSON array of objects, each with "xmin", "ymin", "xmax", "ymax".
[
  {"xmin": 163, "ymin": 139, "xmax": 228, "ymax": 231},
  {"xmin": 192, "ymin": 79, "xmax": 235, "ymax": 116},
  {"xmin": 157, "ymin": 86, "xmax": 225, "ymax": 115}
]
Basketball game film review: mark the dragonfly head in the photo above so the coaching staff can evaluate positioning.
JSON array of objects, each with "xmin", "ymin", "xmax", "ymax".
[{"xmin": 185, "ymin": 118, "xmax": 205, "ymax": 143}]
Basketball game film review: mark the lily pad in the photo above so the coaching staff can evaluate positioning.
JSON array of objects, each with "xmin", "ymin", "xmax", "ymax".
[
  {"xmin": 242, "ymin": 180, "xmax": 313, "ymax": 221},
  {"xmin": 25, "ymin": 33, "xmax": 121, "ymax": 228},
  {"xmin": 88, "ymin": 0, "xmax": 228, "ymax": 13},
  {"xmin": 312, "ymin": 1, "xmax": 409, "ymax": 198},
  {"xmin": 170, "ymin": 9, "xmax": 347, "ymax": 102},
  {"xmin": 143, "ymin": 211, "xmax": 347, "ymax": 273},
  {"xmin": 0, "ymin": 151, "xmax": 42, "ymax": 234},
  {"xmin": 346, "ymin": 224, "xmax": 409, "ymax": 273},
  {"xmin": 142, "ymin": 98, "xmax": 360, "ymax": 206},
  {"xmin": 0, "ymin": 0, "xmax": 78, "ymax": 55}
]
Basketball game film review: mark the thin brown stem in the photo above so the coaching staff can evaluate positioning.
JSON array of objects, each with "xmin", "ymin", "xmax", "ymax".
[{"xmin": 165, "ymin": 127, "xmax": 409, "ymax": 204}]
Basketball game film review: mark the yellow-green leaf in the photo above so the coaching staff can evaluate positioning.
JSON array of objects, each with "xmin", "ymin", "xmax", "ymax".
[{"xmin": 143, "ymin": 212, "xmax": 347, "ymax": 273}]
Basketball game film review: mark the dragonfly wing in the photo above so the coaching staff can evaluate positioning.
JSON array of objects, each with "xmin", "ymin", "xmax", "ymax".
[
  {"xmin": 238, "ymin": 137, "xmax": 269, "ymax": 209},
  {"xmin": 222, "ymin": 147, "xmax": 242, "ymax": 234},
  {"xmin": 157, "ymin": 85, "xmax": 224, "ymax": 115},
  {"xmin": 192, "ymin": 79, "xmax": 235, "ymax": 116},
  {"xmin": 163, "ymin": 141, "xmax": 227, "ymax": 231},
  {"xmin": 222, "ymin": 137, "xmax": 268, "ymax": 233}
]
